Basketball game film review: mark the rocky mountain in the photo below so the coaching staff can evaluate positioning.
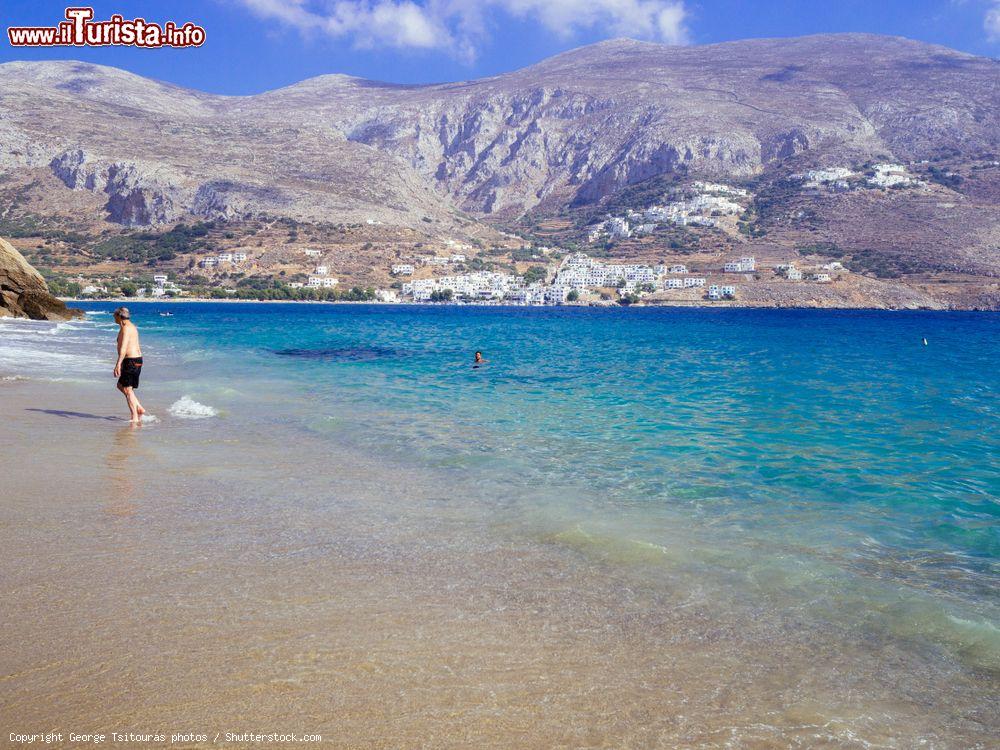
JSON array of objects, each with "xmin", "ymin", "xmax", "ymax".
[
  {"xmin": 255, "ymin": 34, "xmax": 999, "ymax": 216},
  {"xmin": 0, "ymin": 33, "xmax": 997, "ymax": 307},
  {"xmin": 1, "ymin": 34, "xmax": 996, "ymax": 224},
  {"xmin": 0, "ymin": 236, "xmax": 81, "ymax": 320}
]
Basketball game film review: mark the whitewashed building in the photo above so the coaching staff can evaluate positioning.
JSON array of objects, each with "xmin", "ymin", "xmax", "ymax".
[
  {"xmin": 693, "ymin": 181, "xmax": 749, "ymax": 197},
  {"xmin": 868, "ymin": 163, "xmax": 920, "ymax": 188},
  {"xmin": 708, "ymin": 285, "xmax": 736, "ymax": 300},
  {"xmin": 507, "ymin": 284, "xmax": 547, "ymax": 305},
  {"xmin": 725, "ymin": 256, "xmax": 756, "ymax": 273},
  {"xmin": 554, "ymin": 253, "xmax": 658, "ymax": 291},
  {"xmin": 405, "ymin": 271, "xmax": 522, "ymax": 302},
  {"xmin": 544, "ymin": 285, "xmax": 570, "ymax": 304},
  {"xmin": 391, "ymin": 264, "xmax": 414, "ymax": 276},
  {"xmin": 798, "ymin": 168, "xmax": 856, "ymax": 187},
  {"xmin": 308, "ymin": 276, "xmax": 339, "ymax": 288}
]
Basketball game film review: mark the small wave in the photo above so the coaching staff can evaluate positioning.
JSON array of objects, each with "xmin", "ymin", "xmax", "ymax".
[
  {"xmin": 51, "ymin": 321, "xmax": 86, "ymax": 334},
  {"xmin": 168, "ymin": 396, "xmax": 218, "ymax": 419},
  {"xmin": 140, "ymin": 414, "xmax": 161, "ymax": 424}
]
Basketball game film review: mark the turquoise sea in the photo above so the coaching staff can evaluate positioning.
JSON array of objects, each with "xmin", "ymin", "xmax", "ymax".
[{"xmin": 2, "ymin": 302, "xmax": 998, "ymax": 743}]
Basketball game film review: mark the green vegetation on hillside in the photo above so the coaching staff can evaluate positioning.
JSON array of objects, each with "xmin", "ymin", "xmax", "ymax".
[
  {"xmin": 847, "ymin": 249, "xmax": 930, "ymax": 278},
  {"xmin": 0, "ymin": 215, "xmax": 89, "ymax": 245},
  {"xmin": 797, "ymin": 242, "xmax": 845, "ymax": 258},
  {"xmin": 90, "ymin": 222, "xmax": 216, "ymax": 263},
  {"xmin": 578, "ymin": 170, "xmax": 688, "ymax": 217},
  {"xmin": 924, "ymin": 166, "xmax": 964, "ymax": 189},
  {"xmin": 521, "ymin": 265, "xmax": 547, "ymax": 284}
]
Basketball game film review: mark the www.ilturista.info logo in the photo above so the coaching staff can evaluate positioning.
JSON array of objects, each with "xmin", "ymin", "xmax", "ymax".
[{"xmin": 8, "ymin": 7, "xmax": 206, "ymax": 48}]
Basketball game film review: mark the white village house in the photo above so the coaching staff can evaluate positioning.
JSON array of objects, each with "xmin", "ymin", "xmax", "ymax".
[
  {"xmin": 724, "ymin": 256, "xmax": 756, "ymax": 273},
  {"xmin": 307, "ymin": 276, "xmax": 339, "ymax": 288}
]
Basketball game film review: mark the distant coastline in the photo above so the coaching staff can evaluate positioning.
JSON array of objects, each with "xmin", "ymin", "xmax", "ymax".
[{"xmin": 60, "ymin": 297, "xmax": 982, "ymax": 311}]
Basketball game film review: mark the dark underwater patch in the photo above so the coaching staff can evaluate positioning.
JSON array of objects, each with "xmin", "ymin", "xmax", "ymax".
[{"xmin": 274, "ymin": 346, "xmax": 403, "ymax": 362}]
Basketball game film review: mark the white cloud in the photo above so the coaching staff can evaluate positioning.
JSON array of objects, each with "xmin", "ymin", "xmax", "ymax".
[
  {"xmin": 986, "ymin": 2, "xmax": 1000, "ymax": 41},
  {"xmin": 235, "ymin": 0, "xmax": 689, "ymax": 59},
  {"xmin": 504, "ymin": 0, "xmax": 688, "ymax": 45},
  {"xmin": 240, "ymin": 0, "xmax": 451, "ymax": 49}
]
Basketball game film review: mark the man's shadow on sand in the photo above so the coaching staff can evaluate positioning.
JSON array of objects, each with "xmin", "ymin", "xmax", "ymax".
[{"xmin": 26, "ymin": 408, "xmax": 124, "ymax": 421}]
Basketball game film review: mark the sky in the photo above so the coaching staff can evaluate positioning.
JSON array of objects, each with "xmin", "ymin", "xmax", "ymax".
[{"xmin": 0, "ymin": 0, "xmax": 998, "ymax": 94}]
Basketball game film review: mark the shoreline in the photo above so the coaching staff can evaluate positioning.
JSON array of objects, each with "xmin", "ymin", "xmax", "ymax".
[{"xmin": 59, "ymin": 297, "xmax": 998, "ymax": 312}]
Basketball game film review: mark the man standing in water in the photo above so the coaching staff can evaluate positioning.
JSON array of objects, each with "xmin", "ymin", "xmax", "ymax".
[{"xmin": 113, "ymin": 307, "xmax": 146, "ymax": 423}]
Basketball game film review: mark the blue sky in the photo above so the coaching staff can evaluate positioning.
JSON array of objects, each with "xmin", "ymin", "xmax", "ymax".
[{"xmin": 1, "ymin": 0, "xmax": 998, "ymax": 94}]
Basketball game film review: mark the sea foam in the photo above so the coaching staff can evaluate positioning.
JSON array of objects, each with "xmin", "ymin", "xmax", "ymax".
[{"xmin": 168, "ymin": 396, "xmax": 218, "ymax": 419}]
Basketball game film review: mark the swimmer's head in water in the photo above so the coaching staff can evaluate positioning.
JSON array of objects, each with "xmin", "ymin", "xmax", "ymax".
[
  {"xmin": 474, "ymin": 351, "xmax": 483, "ymax": 362},
  {"xmin": 114, "ymin": 306, "xmax": 131, "ymax": 322}
]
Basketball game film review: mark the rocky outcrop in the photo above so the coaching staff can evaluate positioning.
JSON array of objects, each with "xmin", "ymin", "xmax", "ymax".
[
  {"xmin": 0, "ymin": 237, "xmax": 83, "ymax": 320},
  {"xmin": 50, "ymin": 149, "xmax": 184, "ymax": 225}
]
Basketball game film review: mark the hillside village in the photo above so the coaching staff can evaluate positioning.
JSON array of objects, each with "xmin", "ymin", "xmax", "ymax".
[{"xmin": 12, "ymin": 159, "xmax": 998, "ymax": 310}]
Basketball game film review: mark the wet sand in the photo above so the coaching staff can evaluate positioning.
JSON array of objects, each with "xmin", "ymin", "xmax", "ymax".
[{"xmin": 1, "ymin": 378, "xmax": 997, "ymax": 748}]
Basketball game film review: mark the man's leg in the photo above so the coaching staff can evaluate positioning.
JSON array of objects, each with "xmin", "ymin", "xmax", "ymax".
[
  {"xmin": 132, "ymin": 390, "xmax": 145, "ymax": 417},
  {"xmin": 117, "ymin": 383, "xmax": 130, "ymax": 418},
  {"xmin": 121, "ymin": 385, "xmax": 139, "ymax": 422}
]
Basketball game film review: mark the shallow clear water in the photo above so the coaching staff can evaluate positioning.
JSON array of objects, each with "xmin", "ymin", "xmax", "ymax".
[{"xmin": 2, "ymin": 302, "xmax": 998, "ymax": 744}]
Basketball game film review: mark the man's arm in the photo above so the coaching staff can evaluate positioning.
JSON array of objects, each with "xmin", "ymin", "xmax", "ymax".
[{"xmin": 114, "ymin": 330, "xmax": 125, "ymax": 377}]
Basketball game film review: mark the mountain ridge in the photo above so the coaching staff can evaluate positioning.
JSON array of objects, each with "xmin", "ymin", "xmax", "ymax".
[{"xmin": 0, "ymin": 33, "xmax": 996, "ymax": 308}]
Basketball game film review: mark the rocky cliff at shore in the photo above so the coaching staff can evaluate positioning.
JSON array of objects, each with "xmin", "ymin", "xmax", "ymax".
[{"xmin": 0, "ymin": 236, "xmax": 82, "ymax": 320}]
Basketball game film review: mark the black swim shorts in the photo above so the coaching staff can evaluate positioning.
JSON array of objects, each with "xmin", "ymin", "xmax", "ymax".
[{"xmin": 117, "ymin": 357, "xmax": 143, "ymax": 389}]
